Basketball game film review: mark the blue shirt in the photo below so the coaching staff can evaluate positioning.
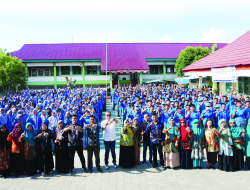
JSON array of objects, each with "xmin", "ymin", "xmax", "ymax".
[{"xmin": 145, "ymin": 121, "xmax": 164, "ymax": 144}]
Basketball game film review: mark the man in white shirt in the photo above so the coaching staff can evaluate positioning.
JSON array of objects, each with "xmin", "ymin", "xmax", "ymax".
[{"xmin": 101, "ymin": 111, "xmax": 119, "ymax": 170}]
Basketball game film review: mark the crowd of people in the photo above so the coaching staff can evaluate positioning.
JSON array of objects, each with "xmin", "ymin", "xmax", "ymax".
[
  {"xmin": 112, "ymin": 84, "xmax": 250, "ymax": 171},
  {"xmin": 0, "ymin": 87, "xmax": 106, "ymax": 178},
  {"xmin": 0, "ymin": 83, "xmax": 250, "ymax": 178}
]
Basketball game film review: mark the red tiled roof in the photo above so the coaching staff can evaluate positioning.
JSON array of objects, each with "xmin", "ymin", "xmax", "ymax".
[{"xmin": 183, "ymin": 30, "xmax": 250, "ymax": 71}]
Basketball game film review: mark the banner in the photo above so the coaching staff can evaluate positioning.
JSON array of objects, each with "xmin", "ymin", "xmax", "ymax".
[{"xmin": 211, "ymin": 66, "xmax": 237, "ymax": 82}]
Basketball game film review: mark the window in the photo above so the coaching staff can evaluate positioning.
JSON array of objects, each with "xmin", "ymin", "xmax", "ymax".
[
  {"xmin": 31, "ymin": 69, "xmax": 37, "ymax": 76},
  {"xmin": 166, "ymin": 65, "xmax": 176, "ymax": 73},
  {"xmin": 239, "ymin": 77, "xmax": 250, "ymax": 94},
  {"xmin": 149, "ymin": 65, "xmax": 159, "ymax": 74},
  {"xmin": 72, "ymin": 66, "xmax": 81, "ymax": 75},
  {"xmin": 61, "ymin": 66, "xmax": 70, "ymax": 75},
  {"xmin": 44, "ymin": 69, "xmax": 50, "ymax": 76},
  {"xmin": 30, "ymin": 67, "xmax": 55, "ymax": 76},
  {"xmin": 38, "ymin": 68, "xmax": 43, "ymax": 76},
  {"xmin": 86, "ymin": 66, "xmax": 97, "ymax": 75}
]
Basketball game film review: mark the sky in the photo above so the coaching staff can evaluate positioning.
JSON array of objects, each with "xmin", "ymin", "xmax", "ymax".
[{"xmin": 1, "ymin": 0, "xmax": 250, "ymax": 52}]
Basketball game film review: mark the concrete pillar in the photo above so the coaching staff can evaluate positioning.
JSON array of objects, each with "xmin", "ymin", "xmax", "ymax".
[
  {"xmin": 53, "ymin": 63, "xmax": 57, "ymax": 89},
  {"xmin": 140, "ymin": 72, "xmax": 143, "ymax": 85},
  {"xmin": 82, "ymin": 64, "xmax": 85, "ymax": 88},
  {"xmin": 163, "ymin": 62, "xmax": 166, "ymax": 85},
  {"xmin": 199, "ymin": 76, "xmax": 202, "ymax": 88},
  {"xmin": 109, "ymin": 72, "xmax": 112, "ymax": 89},
  {"xmin": 213, "ymin": 81, "xmax": 217, "ymax": 93}
]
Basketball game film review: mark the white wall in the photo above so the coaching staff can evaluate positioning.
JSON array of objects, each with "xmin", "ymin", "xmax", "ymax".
[
  {"xmin": 26, "ymin": 63, "xmax": 53, "ymax": 67},
  {"xmin": 143, "ymin": 75, "xmax": 164, "ymax": 80},
  {"xmin": 28, "ymin": 77, "xmax": 54, "ymax": 82},
  {"xmin": 85, "ymin": 76, "xmax": 109, "ymax": 81},
  {"xmin": 147, "ymin": 61, "xmax": 164, "ymax": 65},
  {"xmin": 57, "ymin": 76, "xmax": 83, "ymax": 81}
]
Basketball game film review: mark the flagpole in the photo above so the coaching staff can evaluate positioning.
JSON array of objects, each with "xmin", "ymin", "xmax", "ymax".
[{"xmin": 106, "ymin": 33, "xmax": 107, "ymax": 89}]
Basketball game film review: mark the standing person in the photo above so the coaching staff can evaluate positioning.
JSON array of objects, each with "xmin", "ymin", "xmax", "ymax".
[
  {"xmin": 63, "ymin": 114, "xmax": 87, "ymax": 175},
  {"xmin": 141, "ymin": 114, "xmax": 153, "ymax": 165},
  {"xmin": 54, "ymin": 120, "xmax": 69, "ymax": 173},
  {"xmin": 0, "ymin": 125, "xmax": 11, "ymax": 178},
  {"xmin": 101, "ymin": 111, "xmax": 119, "ymax": 170},
  {"xmin": 245, "ymin": 119, "xmax": 250, "ymax": 169},
  {"xmin": 217, "ymin": 119, "xmax": 234, "ymax": 172},
  {"xmin": 229, "ymin": 119, "xmax": 245, "ymax": 170},
  {"xmin": 179, "ymin": 119, "xmax": 193, "ymax": 169},
  {"xmin": 84, "ymin": 116, "xmax": 102, "ymax": 173},
  {"xmin": 204, "ymin": 119, "xmax": 220, "ymax": 169},
  {"xmin": 119, "ymin": 119, "xmax": 135, "ymax": 168},
  {"xmin": 162, "ymin": 117, "xmax": 180, "ymax": 169},
  {"xmin": 19, "ymin": 123, "xmax": 38, "ymax": 176},
  {"xmin": 35, "ymin": 122, "xmax": 54, "ymax": 175},
  {"xmin": 145, "ymin": 113, "xmax": 164, "ymax": 169},
  {"xmin": 191, "ymin": 119, "xmax": 204, "ymax": 169},
  {"xmin": 7, "ymin": 123, "xmax": 24, "ymax": 177},
  {"xmin": 132, "ymin": 118, "xmax": 141, "ymax": 165}
]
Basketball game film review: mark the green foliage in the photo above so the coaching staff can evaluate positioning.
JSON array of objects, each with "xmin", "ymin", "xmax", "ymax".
[
  {"xmin": 0, "ymin": 48, "xmax": 27, "ymax": 93},
  {"xmin": 209, "ymin": 44, "xmax": 219, "ymax": 53},
  {"xmin": 175, "ymin": 46, "xmax": 211, "ymax": 77}
]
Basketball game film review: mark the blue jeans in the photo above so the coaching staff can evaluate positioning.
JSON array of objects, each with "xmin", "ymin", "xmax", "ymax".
[
  {"xmin": 104, "ymin": 140, "xmax": 116, "ymax": 165},
  {"xmin": 143, "ymin": 141, "xmax": 152, "ymax": 162}
]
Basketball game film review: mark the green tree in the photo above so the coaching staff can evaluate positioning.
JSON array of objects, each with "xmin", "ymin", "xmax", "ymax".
[
  {"xmin": 209, "ymin": 43, "xmax": 219, "ymax": 53},
  {"xmin": 0, "ymin": 48, "xmax": 27, "ymax": 93},
  {"xmin": 175, "ymin": 46, "xmax": 211, "ymax": 77}
]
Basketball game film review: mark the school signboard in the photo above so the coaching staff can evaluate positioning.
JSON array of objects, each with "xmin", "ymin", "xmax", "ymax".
[{"xmin": 211, "ymin": 66, "xmax": 237, "ymax": 82}]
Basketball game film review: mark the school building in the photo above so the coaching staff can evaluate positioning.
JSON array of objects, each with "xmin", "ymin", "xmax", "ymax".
[
  {"xmin": 183, "ymin": 30, "xmax": 250, "ymax": 95},
  {"xmin": 11, "ymin": 43, "xmax": 227, "ymax": 89}
]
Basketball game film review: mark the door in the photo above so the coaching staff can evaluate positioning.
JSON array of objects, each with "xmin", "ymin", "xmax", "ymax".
[
  {"xmin": 226, "ymin": 83, "xmax": 232, "ymax": 94},
  {"xmin": 238, "ymin": 82, "xmax": 244, "ymax": 94}
]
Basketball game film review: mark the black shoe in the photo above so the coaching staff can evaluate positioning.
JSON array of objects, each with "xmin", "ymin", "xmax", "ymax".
[
  {"xmin": 152, "ymin": 164, "xmax": 158, "ymax": 168},
  {"xmin": 82, "ymin": 168, "xmax": 88, "ymax": 173},
  {"xmin": 97, "ymin": 168, "xmax": 103, "ymax": 173},
  {"xmin": 142, "ymin": 161, "xmax": 146, "ymax": 165},
  {"xmin": 88, "ymin": 169, "xmax": 92, "ymax": 173}
]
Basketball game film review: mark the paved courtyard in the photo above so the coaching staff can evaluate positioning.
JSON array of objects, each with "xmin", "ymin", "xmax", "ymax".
[{"xmin": 1, "ymin": 101, "xmax": 250, "ymax": 190}]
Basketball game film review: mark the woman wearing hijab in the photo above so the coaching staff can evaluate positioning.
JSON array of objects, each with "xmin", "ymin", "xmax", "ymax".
[
  {"xmin": 48, "ymin": 110, "xmax": 58, "ymax": 130},
  {"xmin": 6, "ymin": 110, "xmax": 14, "ymax": 131},
  {"xmin": 119, "ymin": 119, "xmax": 135, "ymax": 168},
  {"xmin": 34, "ymin": 122, "xmax": 54, "ymax": 175},
  {"xmin": 26, "ymin": 109, "xmax": 39, "ymax": 132},
  {"xmin": 245, "ymin": 119, "xmax": 250, "ymax": 169},
  {"xmin": 38, "ymin": 110, "xmax": 48, "ymax": 129},
  {"xmin": 204, "ymin": 119, "xmax": 220, "ymax": 169},
  {"xmin": 13, "ymin": 110, "xmax": 26, "ymax": 130},
  {"xmin": 0, "ymin": 125, "xmax": 11, "ymax": 178},
  {"xmin": 191, "ymin": 119, "xmax": 204, "ymax": 169},
  {"xmin": 64, "ymin": 112, "xmax": 72, "ymax": 126},
  {"xmin": 217, "ymin": 119, "xmax": 234, "ymax": 172},
  {"xmin": 229, "ymin": 119, "xmax": 245, "ymax": 170},
  {"xmin": 7, "ymin": 123, "xmax": 24, "ymax": 177},
  {"xmin": 0, "ymin": 108, "xmax": 8, "ymax": 127},
  {"xmin": 19, "ymin": 123, "xmax": 37, "ymax": 176},
  {"xmin": 162, "ymin": 117, "xmax": 180, "ymax": 169},
  {"xmin": 54, "ymin": 120, "xmax": 69, "ymax": 173},
  {"xmin": 132, "ymin": 118, "xmax": 141, "ymax": 165},
  {"xmin": 179, "ymin": 119, "xmax": 193, "ymax": 169}
]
